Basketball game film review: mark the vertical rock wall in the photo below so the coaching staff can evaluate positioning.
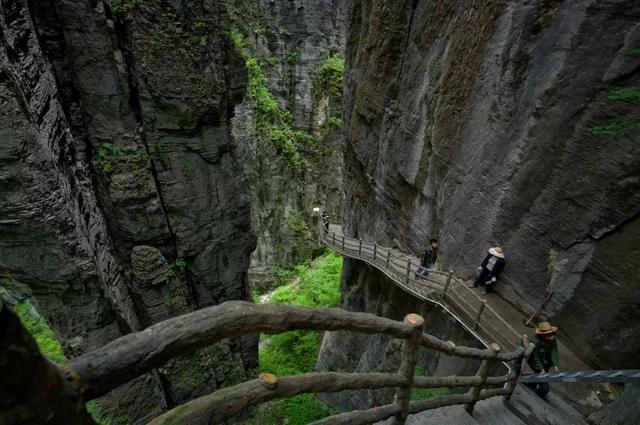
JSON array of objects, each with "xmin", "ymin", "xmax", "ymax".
[
  {"xmin": 0, "ymin": 0, "xmax": 256, "ymax": 422},
  {"xmin": 228, "ymin": 0, "xmax": 346, "ymax": 289},
  {"xmin": 320, "ymin": 0, "xmax": 640, "ymax": 386}
]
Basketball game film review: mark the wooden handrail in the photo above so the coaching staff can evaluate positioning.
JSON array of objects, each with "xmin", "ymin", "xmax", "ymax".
[
  {"xmin": 3, "ymin": 289, "xmax": 527, "ymax": 425},
  {"xmin": 68, "ymin": 302, "xmax": 418, "ymax": 399},
  {"xmin": 67, "ymin": 301, "xmax": 524, "ymax": 400},
  {"xmin": 321, "ymin": 228, "xmax": 522, "ymax": 348},
  {"xmin": 311, "ymin": 388, "xmax": 510, "ymax": 425},
  {"xmin": 148, "ymin": 370, "xmax": 515, "ymax": 425}
]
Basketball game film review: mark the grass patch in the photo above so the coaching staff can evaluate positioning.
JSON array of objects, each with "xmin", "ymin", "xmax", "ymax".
[
  {"xmin": 328, "ymin": 116, "xmax": 343, "ymax": 129},
  {"xmin": 411, "ymin": 366, "xmax": 454, "ymax": 401},
  {"xmin": 592, "ymin": 116, "xmax": 640, "ymax": 136},
  {"xmin": 627, "ymin": 48, "xmax": 640, "ymax": 57},
  {"xmin": 608, "ymin": 86, "xmax": 640, "ymax": 102},
  {"xmin": 312, "ymin": 54, "xmax": 344, "ymax": 99},
  {"xmin": 592, "ymin": 86, "xmax": 640, "ymax": 136},
  {"xmin": 255, "ymin": 253, "xmax": 343, "ymax": 424},
  {"xmin": 93, "ymin": 142, "xmax": 150, "ymax": 179},
  {"xmin": 104, "ymin": 0, "xmax": 142, "ymax": 19},
  {"xmin": 13, "ymin": 303, "xmax": 66, "ymax": 362}
]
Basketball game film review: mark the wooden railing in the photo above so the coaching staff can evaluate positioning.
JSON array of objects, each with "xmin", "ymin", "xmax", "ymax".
[
  {"xmin": 89, "ymin": 302, "xmax": 531, "ymax": 425},
  {"xmin": 320, "ymin": 226, "xmax": 522, "ymax": 351},
  {"xmin": 2, "ymin": 298, "xmax": 532, "ymax": 425}
]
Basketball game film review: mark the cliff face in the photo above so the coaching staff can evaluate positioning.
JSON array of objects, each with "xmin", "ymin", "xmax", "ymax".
[
  {"xmin": 228, "ymin": 0, "xmax": 346, "ymax": 289},
  {"xmin": 320, "ymin": 0, "xmax": 640, "ymax": 382},
  {"xmin": 0, "ymin": 0, "xmax": 256, "ymax": 421}
]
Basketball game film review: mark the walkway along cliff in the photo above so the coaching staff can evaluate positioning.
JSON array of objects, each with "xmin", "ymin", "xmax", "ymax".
[{"xmin": 318, "ymin": 0, "xmax": 640, "ymax": 390}]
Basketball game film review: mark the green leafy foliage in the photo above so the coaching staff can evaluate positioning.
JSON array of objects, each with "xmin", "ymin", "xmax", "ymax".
[
  {"xmin": 105, "ymin": 0, "xmax": 141, "ymax": 18},
  {"xmin": 226, "ymin": 6, "xmax": 319, "ymax": 172},
  {"xmin": 93, "ymin": 143, "xmax": 150, "ymax": 179},
  {"xmin": 592, "ymin": 86, "xmax": 640, "ymax": 136},
  {"xmin": 410, "ymin": 366, "xmax": 454, "ymax": 401},
  {"xmin": 608, "ymin": 86, "xmax": 640, "ymax": 102},
  {"xmin": 243, "ymin": 55, "xmax": 318, "ymax": 171},
  {"xmin": 255, "ymin": 253, "xmax": 342, "ymax": 424},
  {"xmin": 13, "ymin": 303, "xmax": 66, "ymax": 362},
  {"xmin": 627, "ymin": 48, "xmax": 640, "ymax": 57},
  {"xmin": 312, "ymin": 54, "xmax": 344, "ymax": 99},
  {"xmin": 169, "ymin": 258, "xmax": 187, "ymax": 274},
  {"xmin": 592, "ymin": 116, "xmax": 640, "ymax": 136},
  {"xmin": 328, "ymin": 116, "xmax": 343, "ymax": 129},
  {"xmin": 268, "ymin": 253, "xmax": 342, "ymax": 308}
]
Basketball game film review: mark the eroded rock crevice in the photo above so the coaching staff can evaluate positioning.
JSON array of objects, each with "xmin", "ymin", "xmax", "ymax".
[{"xmin": 1, "ymin": 0, "xmax": 258, "ymax": 421}]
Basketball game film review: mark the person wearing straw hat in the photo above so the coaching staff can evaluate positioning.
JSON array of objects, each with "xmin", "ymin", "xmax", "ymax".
[
  {"xmin": 527, "ymin": 321, "xmax": 560, "ymax": 399},
  {"xmin": 469, "ymin": 246, "xmax": 505, "ymax": 294}
]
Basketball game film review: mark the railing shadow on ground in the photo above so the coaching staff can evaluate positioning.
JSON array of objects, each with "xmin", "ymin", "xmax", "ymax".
[
  {"xmin": 67, "ymin": 302, "xmax": 531, "ymax": 425},
  {"xmin": 321, "ymin": 227, "xmax": 522, "ymax": 352}
]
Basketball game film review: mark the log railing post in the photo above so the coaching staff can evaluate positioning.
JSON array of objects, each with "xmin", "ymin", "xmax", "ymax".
[
  {"xmin": 341, "ymin": 235, "xmax": 345, "ymax": 251},
  {"xmin": 373, "ymin": 242, "xmax": 377, "ymax": 261},
  {"xmin": 474, "ymin": 300, "xmax": 487, "ymax": 331},
  {"xmin": 332, "ymin": 233, "xmax": 336, "ymax": 245},
  {"xmin": 505, "ymin": 335, "xmax": 530, "ymax": 402},
  {"xmin": 392, "ymin": 314, "xmax": 424, "ymax": 425},
  {"xmin": 386, "ymin": 248, "xmax": 391, "ymax": 268},
  {"xmin": 358, "ymin": 239, "xmax": 362, "ymax": 256},
  {"xmin": 259, "ymin": 372, "xmax": 278, "ymax": 390},
  {"xmin": 466, "ymin": 343, "xmax": 500, "ymax": 415},
  {"xmin": 405, "ymin": 260, "xmax": 411, "ymax": 284},
  {"xmin": 442, "ymin": 271, "xmax": 453, "ymax": 298}
]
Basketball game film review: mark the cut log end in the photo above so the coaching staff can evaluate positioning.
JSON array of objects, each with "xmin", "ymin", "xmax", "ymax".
[
  {"xmin": 490, "ymin": 343, "xmax": 501, "ymax": 353},
  {"xmin": 447, "ymin": 341, "xmax": 456, "ymax": 349},
  {"xmin": 404, "ymin": 313, "xmax": 424, "ymax": 327},
  {"xmin": 259, "ymin": 373, "xmax": 278, "ymax": 389}
]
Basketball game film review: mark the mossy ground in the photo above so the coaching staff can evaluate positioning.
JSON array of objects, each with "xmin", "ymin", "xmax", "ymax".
[{"xmin": 246, "ymin": 252, "xmax": 343, "ymax": 425}]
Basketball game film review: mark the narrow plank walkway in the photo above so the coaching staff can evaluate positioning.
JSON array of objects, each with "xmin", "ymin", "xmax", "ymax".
[
  {"xmin": 322, "ymin": 224, "xmax": 520, "ymax": 351},
  {"xmin": 321, "ymin": 224, "xmax": 589, "ymax": 372}
]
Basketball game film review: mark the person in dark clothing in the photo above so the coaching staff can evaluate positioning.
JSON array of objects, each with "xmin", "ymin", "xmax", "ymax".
[
  {"xmin": 321, "ymin": 211, "xmax": 330, "ymax": 232},
  {"xmin": 470, "ymin": 246, "xmax": 505, "ymax": 294},
  {"xmin": 416, "ymin": 239, "xmax": 438, "ymax": 279},
  {"xmin": 527, "ymin": 322, "xmax": 560, "ymax": 399}
]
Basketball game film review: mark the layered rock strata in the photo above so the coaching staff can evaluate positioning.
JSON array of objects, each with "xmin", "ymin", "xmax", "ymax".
[
  {"xmin": 228, "ymin": 0, "xmax": 346, "ymax": 289},
  {"xmin": 0, "ymin": 0, "xmax": 256, "ymax": 421},
  {"xmin": 319, "ymin": 0, "xmax": 640, "ymax": 404}
]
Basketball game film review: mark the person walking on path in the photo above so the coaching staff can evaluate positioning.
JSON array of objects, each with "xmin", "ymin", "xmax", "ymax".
[
  {"xmin": 470, "ymin": 246, "xmax": 505, "ymax": 294},
  {"xmin": 322, "ymin": 211, "xmax": 330, "ymax": 233},
  {"xmin": 527, "ymin": 321, "xmax": 560, "ymax": 399},
  {"xmin": 416, "ymin": 239, "xmax": 438, "ymax": 279}
]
